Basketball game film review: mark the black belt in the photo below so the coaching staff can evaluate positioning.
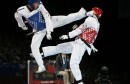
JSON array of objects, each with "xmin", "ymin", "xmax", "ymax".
[{"xmin": 81, "ymin": 38, "xmax": 91, "ymax": 48}]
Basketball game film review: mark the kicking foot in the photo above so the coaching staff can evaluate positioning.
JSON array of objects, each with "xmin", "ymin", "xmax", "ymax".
[
  {"xmin": 78, "ymin": 82, "xmax": 84, "ymax": 84},
  {"xmin": 79, "ymin": 7, "xmax": 87, "ymax": 16},
  {"xmin": 36, "ymin": 66, "xmax": 46, "ymax": 73}
]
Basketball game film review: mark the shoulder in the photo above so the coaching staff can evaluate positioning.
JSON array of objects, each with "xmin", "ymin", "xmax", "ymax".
[
  {"xmin": 85, "ymin": 17, "xmax": 96, "ymax": 22},
  {"xmin": 85, "ymin": 17, "xmax": 99, "ymax": 24},
  {"xmin": 85, "ymin": 17, "xmax": 100, "ymax": 30},
  {"xmin": 37, "ymin": 3, "xmax": 44, "ymax": 9}
]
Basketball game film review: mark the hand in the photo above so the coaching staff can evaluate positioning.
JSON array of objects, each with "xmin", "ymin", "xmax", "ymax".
[
  {"xmin": 93, "ymin": 48, "xmax": 98, "ymax": 53},
  {"xmin": 64, "ymin": 69, "xmax": 69, "ymax": 71},
  {"xmin": 21, "ymin": 26, "xmax": 28, "ymax": 30},
  {"xmin": 46, "ymin": 33, "xmax": 52, "ymax": 40},
  {"xmin": 92, "ymin": 46, "xmax": 98, "ymax": 53},
  {"xmin": 72, "ymin": 24, "xmax": 78, "ymax": 30},
  {"xmin": 90, "ymin": 44, "xmax": 98, "ymax": 53},
  {"xmin": 59, "ymin": 35, "xmax": 68, "ymax": 40}
]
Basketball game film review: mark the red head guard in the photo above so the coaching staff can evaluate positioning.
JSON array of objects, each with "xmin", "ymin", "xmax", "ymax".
[{"xmin": 92, "ymin": 7, "xmax": 103, "ymax": 18}]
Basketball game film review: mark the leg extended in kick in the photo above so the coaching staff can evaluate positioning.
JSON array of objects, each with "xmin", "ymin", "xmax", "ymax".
[
  {"xmin": 42, "ymin": 42, "xmax": 74, "ymax": 57},
  {"xmin": 52, "ymin": 7, "xmax": 87, "ymax": 28},
  {"xmin": 30, "ymin": 42, "xmax": 74, "ymax": 58}
]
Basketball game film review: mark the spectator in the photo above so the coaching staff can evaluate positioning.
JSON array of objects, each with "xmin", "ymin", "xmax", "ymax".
[
  {"xmin": 55, "ymin": 53, "xmax": 74, "ymax": 84},
  {"xmin": 95, "ymin": 66, "xmax": 112, "ymax": 84}
]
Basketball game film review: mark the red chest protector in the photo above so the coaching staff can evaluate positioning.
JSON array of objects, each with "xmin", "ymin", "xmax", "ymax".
[{"xmin": 79, "ymin": 28, "xmax": 97, "ymax": 44}]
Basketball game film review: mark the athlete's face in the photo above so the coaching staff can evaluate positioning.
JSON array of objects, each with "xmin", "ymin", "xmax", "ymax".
[
  {"xmin": 92, "ymin": 10, "xmax": 99, "ymax": 17},
  {"xmin": 33, "ymin": 2, "xmax": 39, "ymax": 9}
]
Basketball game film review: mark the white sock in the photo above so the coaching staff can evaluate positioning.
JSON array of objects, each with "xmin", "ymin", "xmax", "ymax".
[{"xmin": 78, "ymin": 82, "xmax": 84, "ymax": 84}]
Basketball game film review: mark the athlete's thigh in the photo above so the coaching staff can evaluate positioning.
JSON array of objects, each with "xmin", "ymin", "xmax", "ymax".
[
  {"xmin": 70, "ymin": 43, "xmax": 86, "ymax": 64},
  {"xmin": 31, "ymin": 30, "xmax": 46, "ymax": 47}
]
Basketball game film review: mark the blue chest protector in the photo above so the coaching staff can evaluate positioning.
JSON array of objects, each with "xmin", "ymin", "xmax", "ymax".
[{"xmin": 28, "ymin": 12, "xmax": 46, "ymax": 31}]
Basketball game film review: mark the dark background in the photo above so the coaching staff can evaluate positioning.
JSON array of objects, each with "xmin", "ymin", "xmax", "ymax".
[{"xmin": 0, "ymin": 0, "xmax": 129, "ymax": 84}]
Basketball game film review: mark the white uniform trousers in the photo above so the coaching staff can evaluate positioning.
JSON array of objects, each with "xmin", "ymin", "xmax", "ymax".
[
  {"xmin": 42, "ymin": 39, "xmax": 91, "ymax": 81},
  {"xmin": 31, "ymin": 9, "xmax": 86, "ymax": 68}
]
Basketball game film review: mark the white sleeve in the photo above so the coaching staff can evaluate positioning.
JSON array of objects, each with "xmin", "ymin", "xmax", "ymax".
[
  {"xmin": 38, "ymin": 4, "xmax": 53, "ymax": 33},
  {"xmin": 68, "ymin": 27, "xmax": 82, "ymax": 39},
  {"xmin": 14, "ymin": 11, "xmax": 26, "ymax": 28},
  {"xmin": 68, "ymin": 17, "xmax": 92, "ymax": 39}
]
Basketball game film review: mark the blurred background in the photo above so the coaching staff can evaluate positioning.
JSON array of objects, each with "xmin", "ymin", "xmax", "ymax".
[{"xmin": 0, "ymin": 0, "xmax": 129, "ymax": 84}]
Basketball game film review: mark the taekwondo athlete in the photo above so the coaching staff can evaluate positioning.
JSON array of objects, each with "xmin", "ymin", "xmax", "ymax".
[
  {"xmin": 14, "ymin": 0, "xmax": 87, "ymax": 73},
  {"xmin": 41, "ymin": 7, "xmax": 103, "ymax": 84}
]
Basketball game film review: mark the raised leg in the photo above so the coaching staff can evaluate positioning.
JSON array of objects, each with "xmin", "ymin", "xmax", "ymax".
[
  {"xmin": 42, "ymin": 42, "xmax": 74, "ymax": 57},
  {"xmin": 52, "ymin": 8, "xmax": 87, "ymax": 28}
]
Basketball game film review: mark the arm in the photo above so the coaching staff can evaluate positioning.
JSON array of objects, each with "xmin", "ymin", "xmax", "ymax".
[
  {"xmin": 60, "ymin": 17, "xmax": 92, "ymax": 40},
  {"xmin": 14, "ymin": 11, "xmax": 28, "ymax": 30},
  {"xmin": 90, "ymin": 44, "xmax": 98, "ymax": 52},
  {"xmin": 59, "ymin": 27, "xmax": 82, "ymax": 40},
  {"xmin": 68, "ymin": 27, "xmax": 83, "ymax": 39}
]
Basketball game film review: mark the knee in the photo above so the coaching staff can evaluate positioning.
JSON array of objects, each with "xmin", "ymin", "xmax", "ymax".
[
  {"xmin": 55, "ymin": 44, "xmax": 64, "ymax": 52},
  {"xmin": 31, "ymin": 43, "xmax": 39, "ymax": 52}
]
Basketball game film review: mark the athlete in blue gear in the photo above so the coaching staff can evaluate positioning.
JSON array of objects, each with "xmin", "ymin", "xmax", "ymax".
[{"xmin": 15, "ymin": 0, "xmax": 87, "ymax": 73}]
